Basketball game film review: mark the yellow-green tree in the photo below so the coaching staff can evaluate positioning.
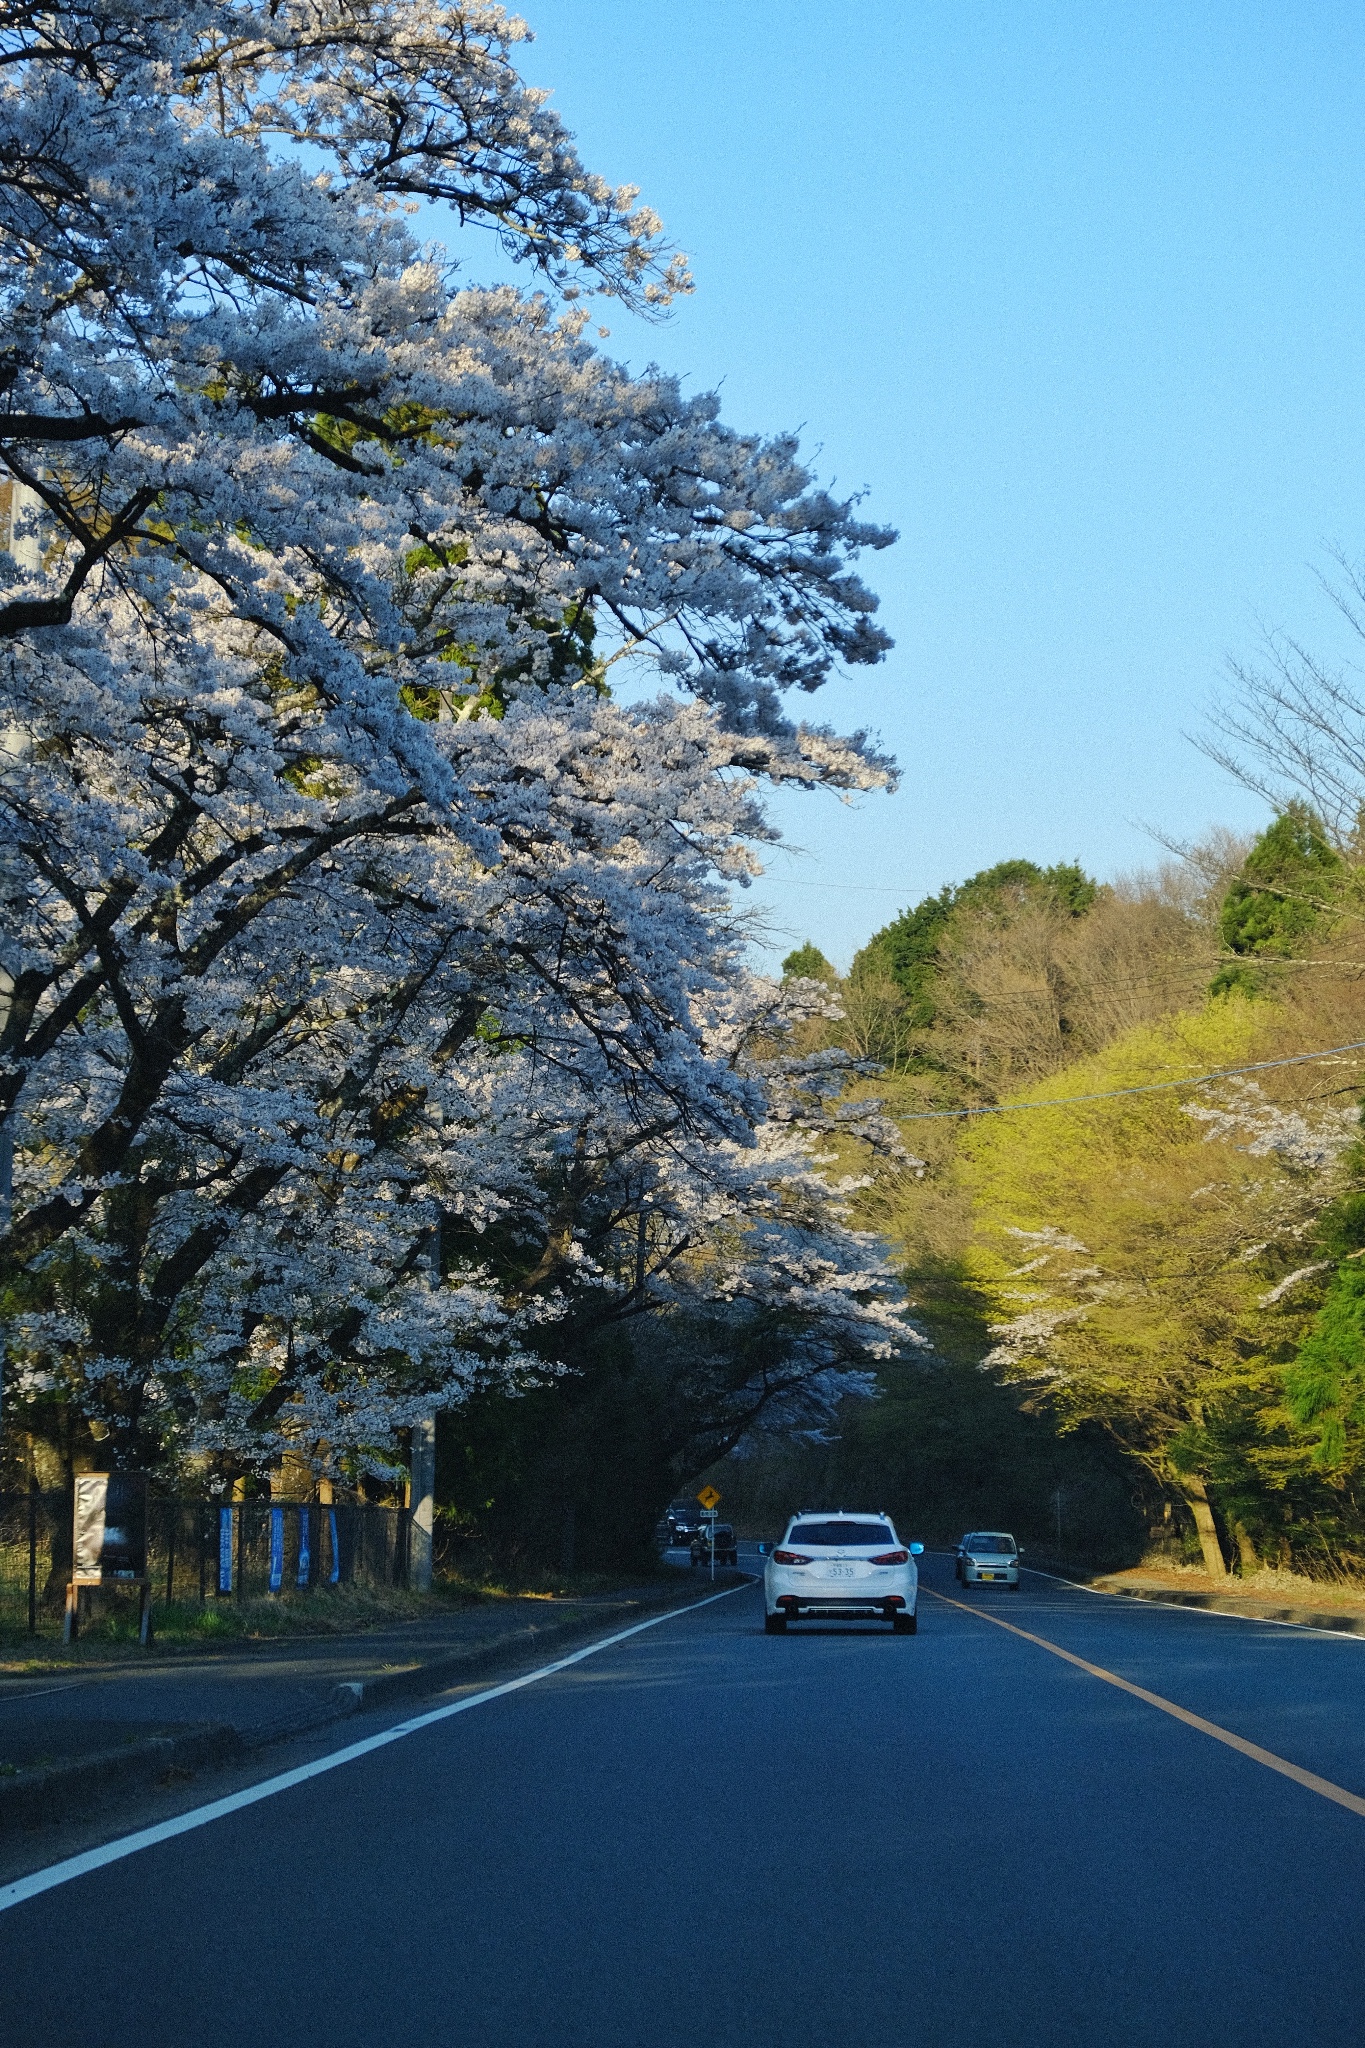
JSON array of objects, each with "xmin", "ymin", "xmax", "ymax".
[{"xmin": 958, "ymin": 997, "xmax": 1363, "ymax": 1575}]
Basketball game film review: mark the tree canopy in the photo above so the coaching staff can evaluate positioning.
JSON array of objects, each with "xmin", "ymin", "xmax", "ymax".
[
  {"xmin": 0, "ymin": 3, "xmax": 908, "ymax": 1518},
  {"xmin": 742, "ymin": 821, "xmax": 1365, "ymax": 1579}
]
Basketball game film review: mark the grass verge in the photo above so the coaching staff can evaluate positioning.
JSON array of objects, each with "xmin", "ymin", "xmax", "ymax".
[
  {"xmin": 0, "ymin": 1556, "xmax": 681, "ymax": 1667},
  {"xmin": 1091, "ymin": 1560, "xmax": 1365, "ymax": 1613}
]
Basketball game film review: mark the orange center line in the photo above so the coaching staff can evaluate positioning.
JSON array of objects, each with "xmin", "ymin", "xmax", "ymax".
[{"xmin": 924, "ymin": 1588, "xmax": 1365, "ymax": 1821}]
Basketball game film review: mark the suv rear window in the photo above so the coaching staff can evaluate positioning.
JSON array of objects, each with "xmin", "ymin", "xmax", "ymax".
[{"xmin": 790, "ymin": 1521, "xmax": 894, "ymax": 1548}]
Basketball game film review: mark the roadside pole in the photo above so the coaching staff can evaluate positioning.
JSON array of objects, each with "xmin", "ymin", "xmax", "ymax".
[
  {"xmin": 696, "ymin": 1484, "xmax": 721, "ymax": 1585},
  {"xmin": 409, "ymin": 1214, "xmax": 441, "ymax": 1593},
  {"xmin": 410, "ymin": 1414, "xmax": 436, "ymax": 1592}
]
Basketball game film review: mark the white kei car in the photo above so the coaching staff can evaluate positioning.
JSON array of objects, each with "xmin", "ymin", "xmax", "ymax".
[
  {"xmin": 954, "ymin": 1531, "xmax": 1022, "ymax": 1588},
  {"xmin": 764, "ymin": 1513, "xmax": 924, "ymax": 1634}
]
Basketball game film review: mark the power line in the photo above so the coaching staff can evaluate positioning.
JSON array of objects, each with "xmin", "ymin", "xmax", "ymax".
[
  {"xmin": 754, "ymin": 877, "xmax": 910, "ymax": 894},
  {"xmin": 895, "ymin": 1038, "xmax": 1365, "ymax": 1120}
]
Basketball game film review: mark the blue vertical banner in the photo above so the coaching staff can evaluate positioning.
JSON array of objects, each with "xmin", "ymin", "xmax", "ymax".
[
  {"xmin": 269, "ymin": 1507, "xmax": 284, "ymax": 1592},
  {"xmin": 297, "ymin": 1507, "xmax": 310, "ymax": 1588},
  {"xmin": 218, "ymin": 1506, "xmax": 233, "ymax": 1594},
  {"xmin": 328, "ymin": 1507, "xmax": 340, "ymax": 1584}
]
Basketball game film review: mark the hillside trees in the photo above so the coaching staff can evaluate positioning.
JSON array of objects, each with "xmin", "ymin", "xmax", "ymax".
[
  {"xmin": 958, "ymin": 997, "xmax": 1364, "ymax": 1575},
  {"xmin": 824, "ymin": 857, "xmax": 1214, "ymax": 1099},
  {"xmin": 770, "ymin": 817, "xmax": 1365, "ymax": 1570},
  {"xmin": 882, "ymin": 817, "xmax": 1365, "ymax": 1573},
  {"xmin": 1215, "ymin": 805, "xmax": 1349, "ymax": 982},
  {"xmin": 0, "ymin": 2, "xmax": 908, "ymax": 1504},
  {"xmin": 781, "ymin": 943, "xmax": 837, "ymax": 986}
]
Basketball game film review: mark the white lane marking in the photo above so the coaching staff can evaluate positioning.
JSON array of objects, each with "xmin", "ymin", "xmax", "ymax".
[
  {"xmin": 1019, "ymin": 1568, "xmax": 1365, "ymax": 1640},
  {"xmin": 0, "ymin": 1682, "xmax": 88, "ymax": 1704},
  {"xmin": 0, "ymin": 1582, "xmax": 748, "ymax": 1916}
]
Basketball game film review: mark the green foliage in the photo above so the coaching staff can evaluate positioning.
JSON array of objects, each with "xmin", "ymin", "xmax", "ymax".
[
  {"xmin": 944, "ymin": 991, "xmax": 1365, "ymax": 1568},
  {"xmin": 781, "ymin": 942, "xmax": 837, "ymax": 984},
  {"xmin": 1316, "ymin": 1189, "xmax": 1365, "ymax": 1261},
  {"xmin": 1208, "ymin": 962, "xmax": 1263, "ymax": 1000},
  {"xmin": 851, "ymin": 857, "xmax": 1098, "ymax": 1029},
  {"xmin": 714, "ymin": 1354, "xmax": 1146, "ymax": 1566},
  {"xmin": 704, "ymin": 837, "xmax": 1365, "ymax": 1571},
  {"xmin": 851, "ymin": 889, "xmax": 953, "ymax": 1027},
  {"xmin": 1218, "ymin": 804, "xmax": 1343, "ymax": 963},
  {"xmin": 959, "ymin": 1001, "xmax": 1278, "ymax": 1463},
  {"xmin": 1286, "ymin": 1264, "xmax": 1365, "ymax": 1472},
  {"xmin": 754, "ymin": 828, "xmax": 1365, "ymax": 1575},
  {"xmin": 960, "ymin": 999, "xmax": 1264, "ymax": 1268}
]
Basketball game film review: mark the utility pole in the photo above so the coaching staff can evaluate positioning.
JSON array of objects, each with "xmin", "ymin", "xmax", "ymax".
[
  {"xmin": 410, "ymin": 1414, "xmax": 436, "ymax": 1592},
  {"xmin": 408, "ymin": 1214, "xmax": 440, "ymax": 1591}
]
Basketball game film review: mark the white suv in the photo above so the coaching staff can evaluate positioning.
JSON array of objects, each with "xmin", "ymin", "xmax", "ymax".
[{"xmin": 764, "ymin": 1513, "xmax": 923, "ymax": 1634}]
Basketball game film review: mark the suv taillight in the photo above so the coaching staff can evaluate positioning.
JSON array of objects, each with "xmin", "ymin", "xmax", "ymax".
[
  {"xmin": 871, "ymin": 1549, "xmax": 909, "ymax": 1565},
  {"xmin": 772, "ymin": 1549, "xmax": 812, "ymax": 1565}
]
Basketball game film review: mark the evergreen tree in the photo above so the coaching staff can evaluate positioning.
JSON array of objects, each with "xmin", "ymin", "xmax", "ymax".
[
  {"xmin": 851, "ymin": 859, "xmax": 1098, "ymax": 1032},
  {"xmin": 781, "ymin": 943, "xmax": 838, "ymax": 984},
  {"xmin": 1217, "ymin": 805, "xmax": 1343, "ymax": 970},
  {"xmin": 1286, "ymin": 1266, "xmax": 1365, "ymax": 1472}
]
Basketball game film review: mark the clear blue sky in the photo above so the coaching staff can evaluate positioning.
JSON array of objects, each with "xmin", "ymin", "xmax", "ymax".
[{"xmin": 462, "ymin": 2, "xmax": 1365, "ymax": 970}]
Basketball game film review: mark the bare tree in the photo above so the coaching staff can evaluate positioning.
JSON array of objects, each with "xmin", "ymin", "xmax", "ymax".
[
  {"xmin": 839, "ymin": 970, "xmax": 911, "ymax": 1070},
  {"xmin": 921, "ymin": 885, "xmax": 1215, "ymax": 1098},
  {"xmin": 1198, "ymin": 553, "xmax": 1365, "ymax": 845}
]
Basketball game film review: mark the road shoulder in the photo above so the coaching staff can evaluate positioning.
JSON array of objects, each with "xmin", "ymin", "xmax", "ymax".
[{"xmin": 0, "ymin": 1570, "xmax": 747, "ymax": 1853}]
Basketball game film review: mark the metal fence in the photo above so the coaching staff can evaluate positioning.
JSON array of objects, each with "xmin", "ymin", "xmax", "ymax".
[{"xmin": 0, "ymin": 1489, "xmax": 411, "ymax": 1634}]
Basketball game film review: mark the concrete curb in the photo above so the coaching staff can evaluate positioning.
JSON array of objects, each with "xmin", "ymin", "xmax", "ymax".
[
  {"xmin": 1088, "ymin": 1579, "xmax": 1365, "ymax": 1636},
  {"xmin": 0, "ymin": 1571, "xmax": 751, "ymax": 1834},
  {"xmin": 0, "ymin": 1724, "xmax": 244, "ymax": 1834}
]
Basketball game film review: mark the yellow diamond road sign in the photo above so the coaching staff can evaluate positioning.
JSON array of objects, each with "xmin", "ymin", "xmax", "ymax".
[{"xmin": 697, "ymin": 1485, "xmax": 721, "ymax": 1511}]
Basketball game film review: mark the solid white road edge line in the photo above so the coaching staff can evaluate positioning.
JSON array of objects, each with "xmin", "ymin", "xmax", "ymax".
[
  {"xmin": 1020, "ymin": 1567, "xmax": 1365, "ymax": 1640},
  {"xmin": 0, "ymin": 1580, "xmax": 748, "ymax": 1917}
]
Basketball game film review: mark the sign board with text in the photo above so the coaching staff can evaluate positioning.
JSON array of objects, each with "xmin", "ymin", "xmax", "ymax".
[
  {"xmin": 73, "ymin": 1472, "xmax": 148, "ymax": 1579},
  {"xmin": 66, "ymin": 1472, "xmax": 153, "ymax": 1645}
]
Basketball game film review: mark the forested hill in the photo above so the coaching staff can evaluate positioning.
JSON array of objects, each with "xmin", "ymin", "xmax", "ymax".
[{"xmin": 769, "ymin": 809, "xmax": 1365, "ymax": 1579}]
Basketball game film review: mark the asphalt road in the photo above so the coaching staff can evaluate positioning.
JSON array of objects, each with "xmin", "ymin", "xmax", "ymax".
[{"xmin": 5, "ymin": 1550, "xmax": 1365, "ymax": 2047}]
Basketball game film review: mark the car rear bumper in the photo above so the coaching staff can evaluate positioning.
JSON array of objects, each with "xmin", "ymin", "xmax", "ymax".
[{"xmin": 772, "ymin": 1593, "xmax": 911, "ymax": 1618}]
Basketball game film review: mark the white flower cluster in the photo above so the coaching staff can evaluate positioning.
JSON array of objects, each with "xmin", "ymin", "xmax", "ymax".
[
  {"xmin": 1181, "ymin": 1080, "xmax": 1359, "ymax": 1170},
  {"xmin": 0, "ymin": 4, "xmax": 907, "ymax": 1475},
  {"xmin": 982, "ymin": 1305, "xmax": 1080, "ymax": 1379}
]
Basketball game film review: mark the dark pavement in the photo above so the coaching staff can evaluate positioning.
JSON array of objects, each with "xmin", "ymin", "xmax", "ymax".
[
  {"xmin": 4, "ymin": 1552, "xmax": 1365, "ymax": 2045},
  {"xmin": 0, "ymin": 1585, "xmax": 691, "ymax": 1768}
]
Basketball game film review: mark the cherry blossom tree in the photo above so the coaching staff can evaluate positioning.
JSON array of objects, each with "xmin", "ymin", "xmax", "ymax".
[{"xmin": 0, "ymin": 2, "xmax": 906, "ymax": 1485}]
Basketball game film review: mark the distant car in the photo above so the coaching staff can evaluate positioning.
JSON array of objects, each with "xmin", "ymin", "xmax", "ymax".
[
  {"xmin": 955, "ymin": 1532, "xmax": 1021, "ymax": 1588},
  {"xmin": 764, "ymin": 1512, "xmax": 924, "ymax": 1634},
  {"xmin": 666, "ymin": 1502, "xmax": 701, "ymax": 1548},
  {"xmin": 691, "ymin": 1521, "xmax": 738, "ymax": 1567}
]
